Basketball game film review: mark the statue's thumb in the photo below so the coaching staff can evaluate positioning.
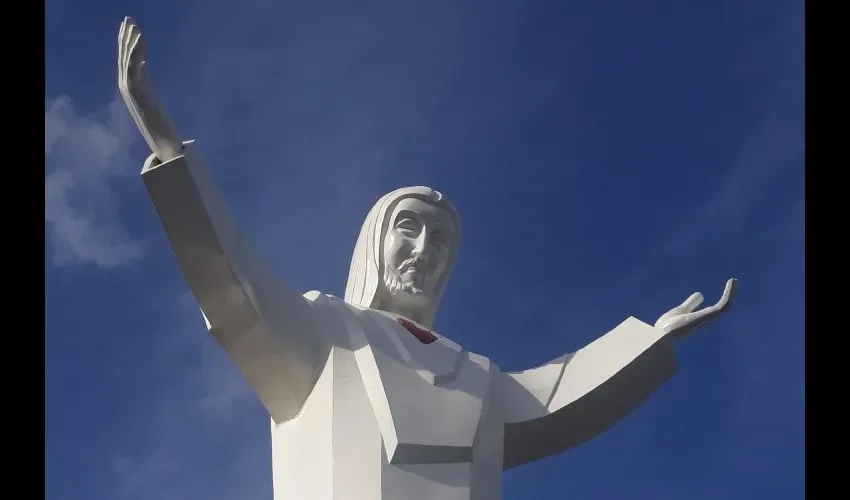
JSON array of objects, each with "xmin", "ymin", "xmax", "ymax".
[{"xmin": 681, "ymin": 292, "xmax": 704, "ymax": 313}]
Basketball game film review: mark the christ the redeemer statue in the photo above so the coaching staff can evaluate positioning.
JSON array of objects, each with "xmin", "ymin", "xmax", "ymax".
[{"xmin": 118, "ymin": 18, "xmax": 737, "ymax": 500}]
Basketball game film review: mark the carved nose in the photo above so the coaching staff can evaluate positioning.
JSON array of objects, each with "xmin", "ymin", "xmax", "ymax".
[{"xmin": 412, "ymin": 230, "xmax": 429, "ymax": 256}]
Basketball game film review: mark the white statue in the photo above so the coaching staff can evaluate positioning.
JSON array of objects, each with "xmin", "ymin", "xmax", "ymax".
[{"xmin": 118, "ymin": 18, "xmax": 737, "ymax": 500}]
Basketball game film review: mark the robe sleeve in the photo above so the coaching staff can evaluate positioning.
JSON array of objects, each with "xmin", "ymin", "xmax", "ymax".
[
  {"xmin": 496, "ymin": 316, "xmax": 678, "ymax": 469},
  {"xmin": 141, "ymin": 140, "xmax": 330, "ymax": 423}
]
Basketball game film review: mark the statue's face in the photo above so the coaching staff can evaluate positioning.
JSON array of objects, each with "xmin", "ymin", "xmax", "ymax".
[{"xmin": 382, "ymin": 197, "xmax": 456, "ymax": 304}]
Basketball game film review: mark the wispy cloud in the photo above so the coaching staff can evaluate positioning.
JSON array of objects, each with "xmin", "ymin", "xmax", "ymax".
[
  {"xmin": 46, "ymin": 1, "xmax": 803, "ymax": 499},
  {"xmin": 45, "ymin": 94, "xmax": 144, "ymax": 269},
  {"xmin": 43, "ymin": 90, "xmax": 264, "ymax": 497}
]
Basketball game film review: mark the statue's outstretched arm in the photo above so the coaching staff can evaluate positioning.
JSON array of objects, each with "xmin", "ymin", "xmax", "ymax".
[
  {"xmin": 496, "ymin": 279, "xmax": 736, "ymax": 469},
  {"xmin": 119, "ymin": 17, "xmax": 329, "ymax": 423}
]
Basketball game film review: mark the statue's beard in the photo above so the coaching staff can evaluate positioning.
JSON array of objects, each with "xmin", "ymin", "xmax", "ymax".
[{"xmin": 383, "ymin": 264, "xmax": 427, "ymax": 298}]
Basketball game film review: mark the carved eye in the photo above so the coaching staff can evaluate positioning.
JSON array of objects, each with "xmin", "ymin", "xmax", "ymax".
[
  {"xmin": 396, "ymin": 219, "xmax": 419, "ymax": 234},
  {"xmin": 431, "ymin": 231, "xmax": 451, "ymax": 250},
  {"xmin": 431, "ymin": 232, "xmax": 448, "ymax": 250}
]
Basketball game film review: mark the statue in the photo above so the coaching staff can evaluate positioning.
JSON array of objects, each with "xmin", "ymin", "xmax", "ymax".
[{"xmin": 118, "ymin": 17, "xmax": 737, "ymax": 500}]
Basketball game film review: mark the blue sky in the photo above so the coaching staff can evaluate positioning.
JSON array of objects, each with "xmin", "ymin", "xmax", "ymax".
[{"xmin": 45, "ymin": 0, "xmax": 804, "ymax": 499}]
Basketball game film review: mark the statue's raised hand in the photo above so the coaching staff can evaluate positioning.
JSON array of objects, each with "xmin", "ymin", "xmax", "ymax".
[
  {"xmin": 655, "ymin": 278, "xmax": 737, "ymax": 341},
  {"xmin": 118, "ymin": 17, "xmax": 181, "ymax": 163}
]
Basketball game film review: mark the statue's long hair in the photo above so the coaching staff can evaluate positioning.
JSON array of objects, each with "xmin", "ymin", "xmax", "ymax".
[{"xmin": 343, "ymin": 186, "xmax": 461, "ymax": 329}]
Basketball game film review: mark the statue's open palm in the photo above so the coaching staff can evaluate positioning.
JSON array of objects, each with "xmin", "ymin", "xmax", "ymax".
[
  {"xmin": 118, "ymin": 17, "xmax": 181, "ymax": 162},
  {"xmin": 655, "ymin": 278, "xmax": 737, "ymax": 340}
]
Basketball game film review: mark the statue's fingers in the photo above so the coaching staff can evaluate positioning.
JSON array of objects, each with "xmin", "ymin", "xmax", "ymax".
[
  {"xmin": 119, "ymin": 23, "xmax": 140, "ymax": 89},
  {"xmin": 128, "ymin": 31, "xmax": 145, "ymax": 70},
  {"xmin": 118, "ymin": 20, "xmax": 126, "ymax": 58},
  {"xmin": 129, "ymin": 28, "xmax": 141, "ymax": 51},
  {"xmin": 680, "ymin": 292, "xmax": 704, "ymax": 313},
  {"xmin": 119, "ymin": 17, "xmax": 131, "ymax": 49},
  {"xmin": 716, "ymin": 278, "xmax": 737, "ymax": 309},
  {"xmin": 124, "ymin": 17, "xmax": 137, "ymax": 34},
  {"xmin": 120, "ymin": 18, "xmax": 136, "ymax": 62},
  {"xmin": 654, "ymin": 310, "xmax": 677, "ymax": 328},
  {"xmin": 118, "ymin": 20, "xmax": 129, "ymax": 82},
  {"xmin": 121, "ymin": 34, "xmax": 138, "ymax": 89}
]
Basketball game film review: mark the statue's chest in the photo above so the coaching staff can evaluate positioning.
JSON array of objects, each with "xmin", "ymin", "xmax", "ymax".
[{"xmin": 330, "ymin": 299, "xmax": 492, "ymax": 465}]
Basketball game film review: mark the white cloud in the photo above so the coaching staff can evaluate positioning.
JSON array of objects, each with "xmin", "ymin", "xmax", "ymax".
[
  {"xmin": 45, "ymin": 94, "xmax": 145, "ymax": 269},
  {"xmin": 43, "ymin": 91, "xmax": 262, "ymax": 496},
  {"xmin": 47, "ymin": 3, "xmax": 803, "ymax": 499}
]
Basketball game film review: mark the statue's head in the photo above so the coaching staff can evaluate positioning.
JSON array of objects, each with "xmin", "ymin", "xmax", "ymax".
[{"xmin": 344, "ymin": 186, "xmax": 460, "ymax": 328}]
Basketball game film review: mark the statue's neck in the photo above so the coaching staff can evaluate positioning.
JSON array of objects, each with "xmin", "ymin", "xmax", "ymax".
[{"xmin": 374, "ymin": 293, "xmax": 432, "ymax": 329}]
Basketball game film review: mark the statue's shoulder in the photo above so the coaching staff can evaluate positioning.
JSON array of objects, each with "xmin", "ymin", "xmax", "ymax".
[
  {"xmin": 302, "ymin": 290, "xmax": 326, "ymax": 302},
  {"xmin": 301, "ymin": 291, "xmax": 352, "ymax": 312}
]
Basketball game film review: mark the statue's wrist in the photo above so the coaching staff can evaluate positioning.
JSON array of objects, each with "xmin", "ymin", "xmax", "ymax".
[{"xmin": 154, "ymin": 142, "xmax": 182, "ymax": 163}]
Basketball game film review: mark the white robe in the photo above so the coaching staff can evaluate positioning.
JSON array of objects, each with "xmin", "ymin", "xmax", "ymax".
[{"xmin": 141, "ymin": 142, "xmax": 679, "ymax": 500}]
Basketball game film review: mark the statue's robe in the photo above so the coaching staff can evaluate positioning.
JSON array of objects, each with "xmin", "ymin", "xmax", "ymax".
[{"xmin": 141, "ymin": 142, "xmax": 679, "ymax": 500}]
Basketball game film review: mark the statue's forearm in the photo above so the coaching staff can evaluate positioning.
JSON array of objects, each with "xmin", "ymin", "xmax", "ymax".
[
  {"xmin": 141, "ymin": 142, "xmax": 329, "ymax": 422},
  {"xmin": 141, "ymin": 141, "xmax": 245, "ymax": 313},
  {"xmin": 144, "ymin": 109, "xmax": 181, "ymax": 163},
  {"xmin": 498, "ymin": 317, "xmax": 678, "ymax": 469}
]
